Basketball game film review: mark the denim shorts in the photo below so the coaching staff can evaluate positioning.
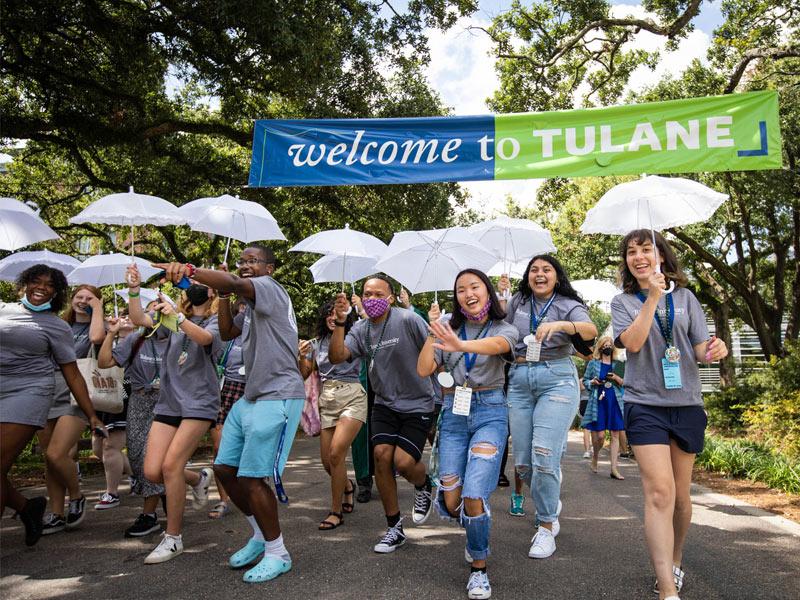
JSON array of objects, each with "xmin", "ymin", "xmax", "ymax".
[{"xmin": 624, "ymin": 402, "xmax": 707, "ymax": 454}]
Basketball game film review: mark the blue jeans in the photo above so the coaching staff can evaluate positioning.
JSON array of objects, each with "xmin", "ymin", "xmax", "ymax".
[
  {"xmin": 507, "ymin": 358, "xmax": 579, "ymax": 523},
  {"xmin": 436, "ymin": 388, "xmax": 508, "ymax": 560}
]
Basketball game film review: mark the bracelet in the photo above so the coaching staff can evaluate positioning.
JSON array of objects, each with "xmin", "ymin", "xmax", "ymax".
[
  {"xmin": 569, "ymin": 321, "xmax": 577, "ymax": 334},
  {"xmin": 185, "ymin": 263, "xmax": 197, "ymax": 278},
  {"xmin": 334, "ymin": 320, "xmax": 347, "ymax": 327},
  {"xmin": 128, "ymin": 291, "xmax": 140, "ymax": 298},
  {"xmin": 176, "ymin": 313, "xmax": 186, "ymax": 325},
  {"xmin": 218, "ymin": 293, "xmax": 232, "ymax": 300}
]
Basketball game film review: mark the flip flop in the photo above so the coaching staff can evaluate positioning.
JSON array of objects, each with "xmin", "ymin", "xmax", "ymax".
[
  {"xmin": 318, "ymin": 511, "xmax": 343, "ymax": 531},
  {"xmin": 208, "ymin": 501, "xmax": 230, "ymax": 519},
  {"xmin": 243, "ymin": 554, "xmax": 292, "ymax": 583},
  {"xmin": 342, "ymin": 479, "xmax": 355, "ymax": 514},
  {"xmin": 229, "ymin": 538, "xmax": 266, "ymax": 569}
]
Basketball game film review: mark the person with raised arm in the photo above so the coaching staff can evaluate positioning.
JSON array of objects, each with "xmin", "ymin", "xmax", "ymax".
[{"xmin": 153, "ymin": 244, "xmax": 304, "ymax": 584}]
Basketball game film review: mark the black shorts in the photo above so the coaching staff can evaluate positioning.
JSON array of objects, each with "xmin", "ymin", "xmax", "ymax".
[
  {"xmin": 371, "ymin": 404, "xmax": 432, "ymax": 463},
  {"xmin": 624, "ymin": 403, "xmax": 707, "ymax": 454},
  {"xmin": 153, "ymin": 414, "xmax": 215, "ymax": 428}
]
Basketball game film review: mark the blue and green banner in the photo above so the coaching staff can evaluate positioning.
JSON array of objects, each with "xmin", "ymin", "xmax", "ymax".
[{"xmin": 248, "ymin": 91, "xmax": 782, "ymax": 187}]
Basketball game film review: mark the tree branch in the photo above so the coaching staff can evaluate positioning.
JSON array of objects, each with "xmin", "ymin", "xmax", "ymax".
[{"xmin": 724, "ymin": 46, "xmax": 800, "ymax": 93}]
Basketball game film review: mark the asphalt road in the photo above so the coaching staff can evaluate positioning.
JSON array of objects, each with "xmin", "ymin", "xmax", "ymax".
[{"xmin": 2, "ymin": 432, "xmax": 799, "ymax": 600}]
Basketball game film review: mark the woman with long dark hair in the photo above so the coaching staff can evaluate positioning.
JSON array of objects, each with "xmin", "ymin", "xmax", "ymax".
[
  {"xmin": 298, "ymin": 299, "xmax": 365, "ymax": 530},
  {"xmin": 418, "ymin": 268, "xmax": 518, "ymax": 600},
  {"xmin": 612, "ymin": 230, "xmax": 726, "ymax": 600},
  {"xmin": 1, "ymin": 265, "xmax": 104, "ymax": 546},
  {"xmin": 497, "ymin": 254, "xmax": 596, "ymax": 560}
]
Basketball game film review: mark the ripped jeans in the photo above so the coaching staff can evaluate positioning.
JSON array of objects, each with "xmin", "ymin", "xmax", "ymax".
[
  {"xmin": 507, "ymin": 358, "xmax": 579, "ymax": 523},
  {"xmin": 436, "ymin": 388, "xmax": 508, "ymax": 560}
]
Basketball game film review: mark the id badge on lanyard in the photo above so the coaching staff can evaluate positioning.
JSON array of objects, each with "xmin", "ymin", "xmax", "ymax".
[
  {"xmin": 526, "ymin": 294, "xmax": 555, "ymax": 362},
  {"xmin": 636, "ymin": 292, "xmax": 683, "ymax": 390},
  {"xmin": 452, "ymin": 386, "xmax": 472, "ymax": 416},
  {"xmin": 524, "ymin": 335, "xmax": 542, "ymax": 362}
]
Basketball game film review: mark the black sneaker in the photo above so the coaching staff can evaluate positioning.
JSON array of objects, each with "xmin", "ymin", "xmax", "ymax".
[
  {"xmin": 42, "ymin": 512, "xmax": 66, "ymax": 535},
  {"xmin": 125, "ymin": 513, "xmax": 162, "ymax": 538},
  {"xmin": 373, "ymin": 520, "xmax": 406, "ymax": 553},
  {"xmin": 18, "ymin": 496, "xmax": 47, "ymax": 546},
  {"xmin": 412, "ymin": 478, "xmax": 433, "ymax": 525},
  {"xmin": 65, "ymin": 496, "xmax": 86, "ymax": 528},
  {"xmin": 356, "ymin": 477, "xmax": 372, "ymax": 503}
]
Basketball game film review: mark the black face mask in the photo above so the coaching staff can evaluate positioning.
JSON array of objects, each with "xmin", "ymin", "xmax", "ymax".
[
  {"xmin": 185, "ymin": 284, "xmax": 209, "ymax": 306},
  {"xmin": 601, "ymin": 347, "xmax": 613, "ymax": 356}
]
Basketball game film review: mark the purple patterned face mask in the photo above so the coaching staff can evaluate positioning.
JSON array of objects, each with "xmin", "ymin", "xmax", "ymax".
[
  {"xmin": 362, "ymin": 297, "xmax": 390, "ymax": 318},
  {"xmin": 460, "ymin": 297, "xmax": 491, "ymax": 321}
]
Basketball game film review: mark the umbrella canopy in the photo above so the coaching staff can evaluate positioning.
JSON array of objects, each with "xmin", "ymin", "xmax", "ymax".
[
  {"xmin": 309, "ymin": 253, "xmax": 378, "ymax": 285},
  {"xmin": 375, "ymin": 227, "xmax": 497, "ymax": 298},
  {"xmin": 487, "ymin": 258, "xmax": 530, "ymax": 279},
  {"xmin": 0, "ymin": 208, "xmax": 60, "ymax": 251},
  {"xmin": 469, "ymin": 216, "xmax": 556, "ymax": 270},
  {"xmin": 0, "ymin": 250, "xmax": 81, "ymax": 282},
  {"xmin": 115, "ymin": 287, "xmax": 160, "ymax": 306},
  {"xmin": 0, "ymin": 197, "xmax": 39, "ymax": 215},
  {"xmin": 179, "ymin": 194, "xmax": 286, "ymax": 243},
  {"xmin": 580, "ymin": 175, "xmax": 728, "ymax": 235},
  {"xmin": 572, "ymin": 279, "xmax": 621, "ymax": 307},
  {"xmin": 289, "ymin": 224, "xmax": 387, "ymax": 258},
  {"xmin": 68, "ymin": 253, "xmax": 160, "ymax": 287},
  {"xmin": 70, "ymin": 187, "xmax": 186, "ymax": 227}
]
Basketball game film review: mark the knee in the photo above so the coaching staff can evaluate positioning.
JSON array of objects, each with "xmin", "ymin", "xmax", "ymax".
[
  {"xmin": 469, "ymin": 442, "xmax": 498, "ymax": 460},
  {"xmin": 213, "ymin": 464, "xmax": 237, "ymax": 485},
  {"xmin": 144, "ymin": 465, "xmax": 163, "ymax": 483},
  {"xmin": 533, "ymin": 445, "xmax": 557, "ymax": 474},
  {"xmin": 674, "ymin": 491, "xmax": 692, "ymax": 514},
  {"xmin": 373, "ymin": 446, "xmax": 394, "ymax": 467},
  {"xmin": 463, "ymin": 497, "xmax": 486, "ymax": 518},
  {"xmin": 647, "ymin": 485, "xmax": 675, "ymax": 511},
  {"xmin": 44, "ymin": 447, "xmax": 64, "ymax": 467},
  {"xmin": 394, "ymin": 456, "xmax": 415, "ymax": 477},
  {"xmin": 239, "ymin": 476, "xmax": 262, "ymax": 494},
  {"xmin": 161, "ymin": 457, "xmax": 183, "ymax": 480},
  {"xmin": 328, "ymin": 447, "xmax": 346, "ymax": 467}
]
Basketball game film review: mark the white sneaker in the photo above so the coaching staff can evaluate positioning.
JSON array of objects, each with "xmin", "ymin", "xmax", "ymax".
[
  {"xmin": 582, "ymin": 450, "xmax": 591, "ymax": 459},
  {"xmin": 550, "ymin": 519, "xmax": 561, "ymax": 537},
  {"xmin": 373, "ymin": 521, "xmax": 406, "ymax": 553},
  {"xmin": 191, "ymin": 468, "xmax": 211, "ymax": 509},
  {"xmin": 144, "ymin": 533, "xmax": 184, "ymax": 564},
  {"xmin": 528, "ymin": 526, "xmax": 556, "ymax": 559},
  {"xmin": 663, "ymin": 597, "xmax": 681, "ymax": 600},
  {"xmin": 466, "ymin": 570, "xmax": 492, "ymax": 599}
]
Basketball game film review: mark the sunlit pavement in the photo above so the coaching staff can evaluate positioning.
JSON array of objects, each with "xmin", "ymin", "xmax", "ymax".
[{"xmin": 2, "ymin": 432, "xmax": 798, "ymax": 600}]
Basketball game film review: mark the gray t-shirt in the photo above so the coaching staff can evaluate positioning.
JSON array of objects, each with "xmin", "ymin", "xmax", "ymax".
[
  {"xmin": 434, "ymin": 318, "xmax": 519, "ymax": 389},
  {"xmin": 505, "ymin": 292, "xmax": 592, "ymax": 360},
  {"xmin": 222, "ymin": 333, "xmax": 246, "ymax": 383},
  {"xmin": 345, "ymin": 307, "xmax": 435, "ymax": 413},
  {"xmin": 0, "ymin": 302, "xmax": 76, "ymax": 378},
  {"xmin": 112, "ymin": 330, "xmax": 168, "ymax": 389},
  {"xmin": 314, "ymin": 335, "xmax": 361, "ymax": 383},
  {"xmin": 71, "ymin": 322, "xmax": 92, "ymax": 358},
  {"xmin": 240, "ymin": 275, "xmax": 306, "ymax": 401},
  {"xmin": 611, "ymin": 287, "xmax": 708, "ymax": 407},
  {"xmin": 159, "ymin": 314, "xmax": 223, "ymax": 409}
]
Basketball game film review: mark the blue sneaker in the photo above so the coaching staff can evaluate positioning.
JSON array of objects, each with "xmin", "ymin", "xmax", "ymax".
[
  {"xmin": 229, "ymin": 538, "xmax": 266, "ymax": 569},
  {"xmin": 509, "ymin": 493, "xmax": 525, "ymax": 516},
  {"xmin": 243, "ymin": 554, "xmax": 291, "ymax": 583}
]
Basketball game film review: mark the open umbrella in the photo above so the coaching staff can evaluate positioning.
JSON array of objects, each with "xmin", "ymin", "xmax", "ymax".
[
  {"xmin": 309, "ymin": 254, "xmax": 378, "ymax": 292},
  {"xmin": 580, "ymin": 175, "xmax": 728, "ymax": 293},
  {"xmin": 70, "ymin": 187, "xmax": 187, "ymax": 258},
  {"xmin": 179, "ymin": 194, "xmax": 286, "ymax": 263},
  {"xmin": 469, "ymin": 216, "xmax": 556, "ymax": 273},
  {"xmin": 0, "ymin": 250, "xmax": 81, "ymax": 282},
  {"xmin": 374, "ymin": 227, "xmax": 497, "ymax": 301},
  {"xmin": 115, "ymin": 287, "xmax": 160, "ymax": 306},
  {"xmin": 572, "ymin": 278, "xmax": 621, "ymax": 308},
  {"xmin": 0, "ymin": 208, "xmax": 61, "ymax": 250},
  {"xmin": 69, "ymin": 253, "xmax": 160, "ymax": 316}
]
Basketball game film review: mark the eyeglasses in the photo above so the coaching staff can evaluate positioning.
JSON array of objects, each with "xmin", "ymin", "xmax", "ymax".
[{"xmin": 235, "ymin": 258, "xmax": 270, "ymax": 268}]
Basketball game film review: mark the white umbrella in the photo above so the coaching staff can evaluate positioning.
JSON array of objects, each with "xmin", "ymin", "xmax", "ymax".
[
  {"xmin": 469, "ymin": 216, "xmax": 556, "ymax": 273},
  {"xmin": 0, "ymin": 197, "xmax": 39, "ymax": 215},
  {"xmin": 69, "ymin": 187, "xmax": 187, "ymax": 258},
  {"xmin": 68, "ymin": 253, "xmax": 160, "ymax": 287},
  {"xmin": 0, "ymin": 208, "xmax": 60, "ymax": 251},
  {"xmin": 487, "ymin": 258, "xmax": 529, "ymax": 279},
  {"xmin": 572, "ymin": 279, "xmax": 621, "ymax": 308},
  {"xmin": 374, "ymin": 227, "xmax": 497, "ymax": 301},
  {"xmin": 0, "ymin": 250, "xmax": 81, "ymax": 282},
  {"xmin": 290, "ymin": 224, "xmax": 388, "ymax": 291},
  {"xmin": 179, "ymin": 194, "xmax": 286, "ymax": 263},
  {"xmin": 580, "ymin": 175, "xmax": 728, "ymax": 293},
  {"xmin": 115, "ymin": 287, "xmax": 160, "ymax": 306},
  {"xmin": 309, "ymin": 254, "xmax": 378, "ymax": 291}
]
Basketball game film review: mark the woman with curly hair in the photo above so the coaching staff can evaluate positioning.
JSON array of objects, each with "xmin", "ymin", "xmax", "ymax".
[{"xmin": 0, "ymin": 265, "xmax": 105, "ymax": 546}]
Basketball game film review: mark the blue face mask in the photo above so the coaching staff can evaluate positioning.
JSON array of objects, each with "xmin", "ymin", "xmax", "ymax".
[{"xmin": 21, "ymin": 294, "xmax": 52, "ymax": 312}]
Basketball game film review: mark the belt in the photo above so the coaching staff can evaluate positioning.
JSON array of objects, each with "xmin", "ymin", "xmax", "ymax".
[{"xmin": 441, "ymin": 385, "xmax": 501, "ymax": 392}]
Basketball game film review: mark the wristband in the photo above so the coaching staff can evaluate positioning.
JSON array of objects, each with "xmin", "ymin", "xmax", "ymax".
[
  {"xmin": 334, "ymin": 320, "xmax": 347, "ymax": 327},
  {"xmin": 218, "ymin": 293, "xmax": 232, "ymax": 300},
  {"xmin": 128, "ymin": 291, "xmax": 140, "ymax": 298},
  {"xmin": 176, "ymin": 313, "xmax": 186, "ymax": 325},
  {"xmin": 185, "ymin": 263, "xmax": 197, "ymax": 278}
]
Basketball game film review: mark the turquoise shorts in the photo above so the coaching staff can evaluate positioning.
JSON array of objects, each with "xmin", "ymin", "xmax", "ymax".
[{"xmin": 215, "ymin": 397, "xmax": 304, "ymax": 479}]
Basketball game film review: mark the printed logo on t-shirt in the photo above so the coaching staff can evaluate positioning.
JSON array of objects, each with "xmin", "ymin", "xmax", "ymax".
[{"xmin": 369, "ymin": 337, "xmax": 399, "ymax": 352}]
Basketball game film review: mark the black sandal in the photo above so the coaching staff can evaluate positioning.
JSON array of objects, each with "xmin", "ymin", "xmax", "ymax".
[
  {"xmin": 342, "ymin": 479, "xmax": 355, "ymax": 514},
  {"xmin": 318, "ymin": 511, "xmax": 343, "ymax": 530}
]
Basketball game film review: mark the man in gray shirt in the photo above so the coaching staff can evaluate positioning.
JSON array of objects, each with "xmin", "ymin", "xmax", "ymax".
[
  {"xmin": 329, "ymin": 275, "xmax": 436, "ymax": 554},
  {"xmin": 156, "ymin": 244, "xmax": 303, "ymax": 584}
]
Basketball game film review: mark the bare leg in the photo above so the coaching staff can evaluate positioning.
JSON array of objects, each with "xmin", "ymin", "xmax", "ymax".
[
  {"xmin": 591, "ymin": 431, "xmax": 604, "ymax": 473},
  {"xmin": 96, "ymin": 429, "xmax": 127, "ymax": 495},
  {"xmin": 325, "ymin": 418, "xmax": 362, "ymax": 517},
  {"xmin": 373, "ymin": 444, "xmax": 399, "ymax": 516},
  {"xmin": 209, "ymin": 426, "xmax": 229, "ymax": 506},
  {"xmin": 44, "ymin": 415, "xmax": 86, "ymax": 511},
  {"xmin": 610, "ymin": 431, "xmax": 623, "ymax": 478},
  {"xmin": 240, "ymin": 477, "xmax": 281, "ymax": 541},
  {"xmin": 160, "ymin": 420, "xmax": 209, "ymax": 535},
  {"xmin": 1, "ymin": 423, "xmax": 40, "ymax": 512},
  {"xmin": 393, "ymin": 447, "xmax": 426, "ymax": 487},
  {"xmin": 669, "ymin": 440, "xmax": 696, "ymax": 567}
]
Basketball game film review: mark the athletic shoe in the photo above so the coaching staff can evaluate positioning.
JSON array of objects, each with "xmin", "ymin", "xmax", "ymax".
[
  {"xmin": 41, "ymin": 513, "xmax": 66, "ymax": 535},
  {"xmin": 653, "ymin": 565, "xmax": 685, "ymax": 594},
  {"xmin": 65, "ymin": 496, "xmax": 86, "ymax": 528},
  {"xmin": 94, "ymin": 492, "xmax": 120, "ymax": 510},
  {"xmin": 467, "ymin": 570, "xmax": 492, "ymax": 599},
  {"xmin": 356, "ymin": 476, "xmax": 373, "ymax": 503},
  {"xmin": 509, "ymin": 493, "xmax": 525, "ymax": 516},
  {"xmin": 373, "ymin": 521, "xmax": 406, "ymax": 553},
  {"xmin": 125, "ymin": 513, "xmax": 162, "ymax": 538},
  {"xmin": 129, "ymin": 476, "xmax": 139, "ymax": 495},
  {"xmin": 144, "ymin": 533, "xmax": 183, "ymax": 564},
  {"xmin": 412, "ymin": 479, "xmax": 433, "ymax": 525},
  {"xmin": 582, "ymin": 450, "xmax": 591, "ymax": 459},
  {"xmin": 19, "ymin": 496, "xmax": 47, "ymax": 546},
  {"xmin": 191, "ymin": 468, "xmax": 211, "ymax": 509},
  {"xmin": 528, "ymin": 526, "xmax": 556, "ymax": 559}
]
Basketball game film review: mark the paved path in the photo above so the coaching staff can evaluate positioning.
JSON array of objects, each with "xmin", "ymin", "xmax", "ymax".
[{"xmin": 2, "ymin": 432, "xmax": 799, "ymax": 599}]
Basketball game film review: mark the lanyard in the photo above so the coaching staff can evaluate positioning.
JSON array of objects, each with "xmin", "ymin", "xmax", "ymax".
[
  {"xmin": 148, "ymin": 338, "xmax": 161, "ymax": 384},
  {"xmin": 636, "ymin": 291, "xmax": 674, "ymax": 346},
  {"xmin": 444, "ymin": 320, "xmax": 492, "ymax": 383},
  {"xmin": 366, "ymin": 309, "xmax": 391, "ymax": 365},
  {"xmin": 529, "ymin": 293, "xmax": 556, "ymax": 334}
]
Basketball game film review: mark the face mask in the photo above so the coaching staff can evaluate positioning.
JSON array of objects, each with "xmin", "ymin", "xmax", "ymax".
[
  {"xmin": 21, "ymin": 294, "xmax": 52, "ymax": 312},
  {"xmin": 185, "ymin": 284, "xmax": 209, "ymax": 306},
  {"xmin": 601, "ymin": 347, "xmax": 613, "ymax": 356},
  {"xmin": 362, "ymin": 297, "xmax": 390, "ymax": 319},
  {"xmin": 460, "ymin": 298, "xmax": 492, "ymax": 321}
]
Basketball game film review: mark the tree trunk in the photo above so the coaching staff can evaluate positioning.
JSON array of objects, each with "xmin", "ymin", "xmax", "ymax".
[{"xmin": 709, "ymin": 301, "xmax": 736, "ymax": 387}]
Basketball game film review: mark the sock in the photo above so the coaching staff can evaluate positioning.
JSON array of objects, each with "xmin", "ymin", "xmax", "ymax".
[
  {"xmin": 386, "ymin": 512, "xmax": 401, "ymax": 528},
  {"xmin": 165, "ymin": 532, "xmax": 182, "ymax": 541},
  {"xmin": 145, "ymin": 512, "xmax": 157, "ymax": 519},
  {"xmin": 264, "ymin": 534, "xmax": 290, "ymax": 562},
  {"xmin": 245, "ymin": 515, "xmax": 265, "ymax": 542},
  {"xmin": 470, "ymin": 566, "xmax": 486, "ymax": 574}
]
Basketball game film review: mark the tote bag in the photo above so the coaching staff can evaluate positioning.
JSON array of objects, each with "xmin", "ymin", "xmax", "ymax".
[{"xmin": 70, "ymin": 345, "xmax": 125, "ymax": 413}]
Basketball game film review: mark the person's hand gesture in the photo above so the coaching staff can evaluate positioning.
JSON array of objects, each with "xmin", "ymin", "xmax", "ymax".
[
  {"xmin": 334, "ymin": 293, "xmax": 350, "ymax": 322},
  {"xmin": 217, "ymin": 263, "xmax": 229, "ymax": 272},
  {"xmin": 126, "ymin": 264, "xmax": 141, "ymax": 289},
  {"xmin": 106, "ymin": 316, "xmax": 122, "ymax": 334},
  {"xmin": 154, "ymin": 294, "xmax": 176, "ymax": 317},
  {"xmin": 429, "ymin": 320, "xmax": 463, "ymax": 353},
  {"xmin": 151, "ymin": 262, "xmax": 190, "ymax": 285},
  {"xmin": 498, "ymin": 274, "xmax": 511, "ymax": 297},
  {"xmin": 398, "ymin": 287, "xmax": 410, "ymax": 308},
  {"xmin": 428, "ymin": 301, "xmax": 441, "ymax": 323},
  {"xmin": 298, "ymin": 339, "xmax": 313, "ymax": 357},
  {"xmin": 535, "ymin": 320, "xmax": 566, "ymax": 343},
  {"xmin": 647, "ymin": 272, "xmax": 666, "ymax": 299},
  {"xmin": 705, "ymin": 336, "xmax": 728, "ymax": 363},
  {"xmin": 88, "ymin": 294, "xmax": 103, "ymax": 314}
]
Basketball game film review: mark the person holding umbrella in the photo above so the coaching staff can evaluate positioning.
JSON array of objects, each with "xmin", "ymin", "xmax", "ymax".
[
  {"xmin": 497, "ymin": 255, "xmax": 596, "ymax": 560},
  {"xmin": 1, "ymin": 265, "xmax": 106, "ymax": 547},
  {"xmin": 611, "ymin": 229, "xmax": 727, "ymax": 600}
]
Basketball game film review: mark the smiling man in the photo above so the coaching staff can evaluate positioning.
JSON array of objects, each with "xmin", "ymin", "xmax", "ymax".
[{"xmin": 154, "ymin": 244, "xmax": 304, "ymax": 584}]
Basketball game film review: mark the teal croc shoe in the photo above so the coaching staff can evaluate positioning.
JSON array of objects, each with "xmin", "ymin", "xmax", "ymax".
[
  {"xmin": 229, "ymin": 539, "xmax": 266, "ymax": 569},
  {"xmin": 243, "ymin": 554, "xmax": 292, "ymax": 583}
]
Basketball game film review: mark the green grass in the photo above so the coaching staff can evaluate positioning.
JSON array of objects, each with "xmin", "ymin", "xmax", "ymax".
[{"xmin": 698, "ymin": 434, "xmax": 800, "ymax": 495}]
